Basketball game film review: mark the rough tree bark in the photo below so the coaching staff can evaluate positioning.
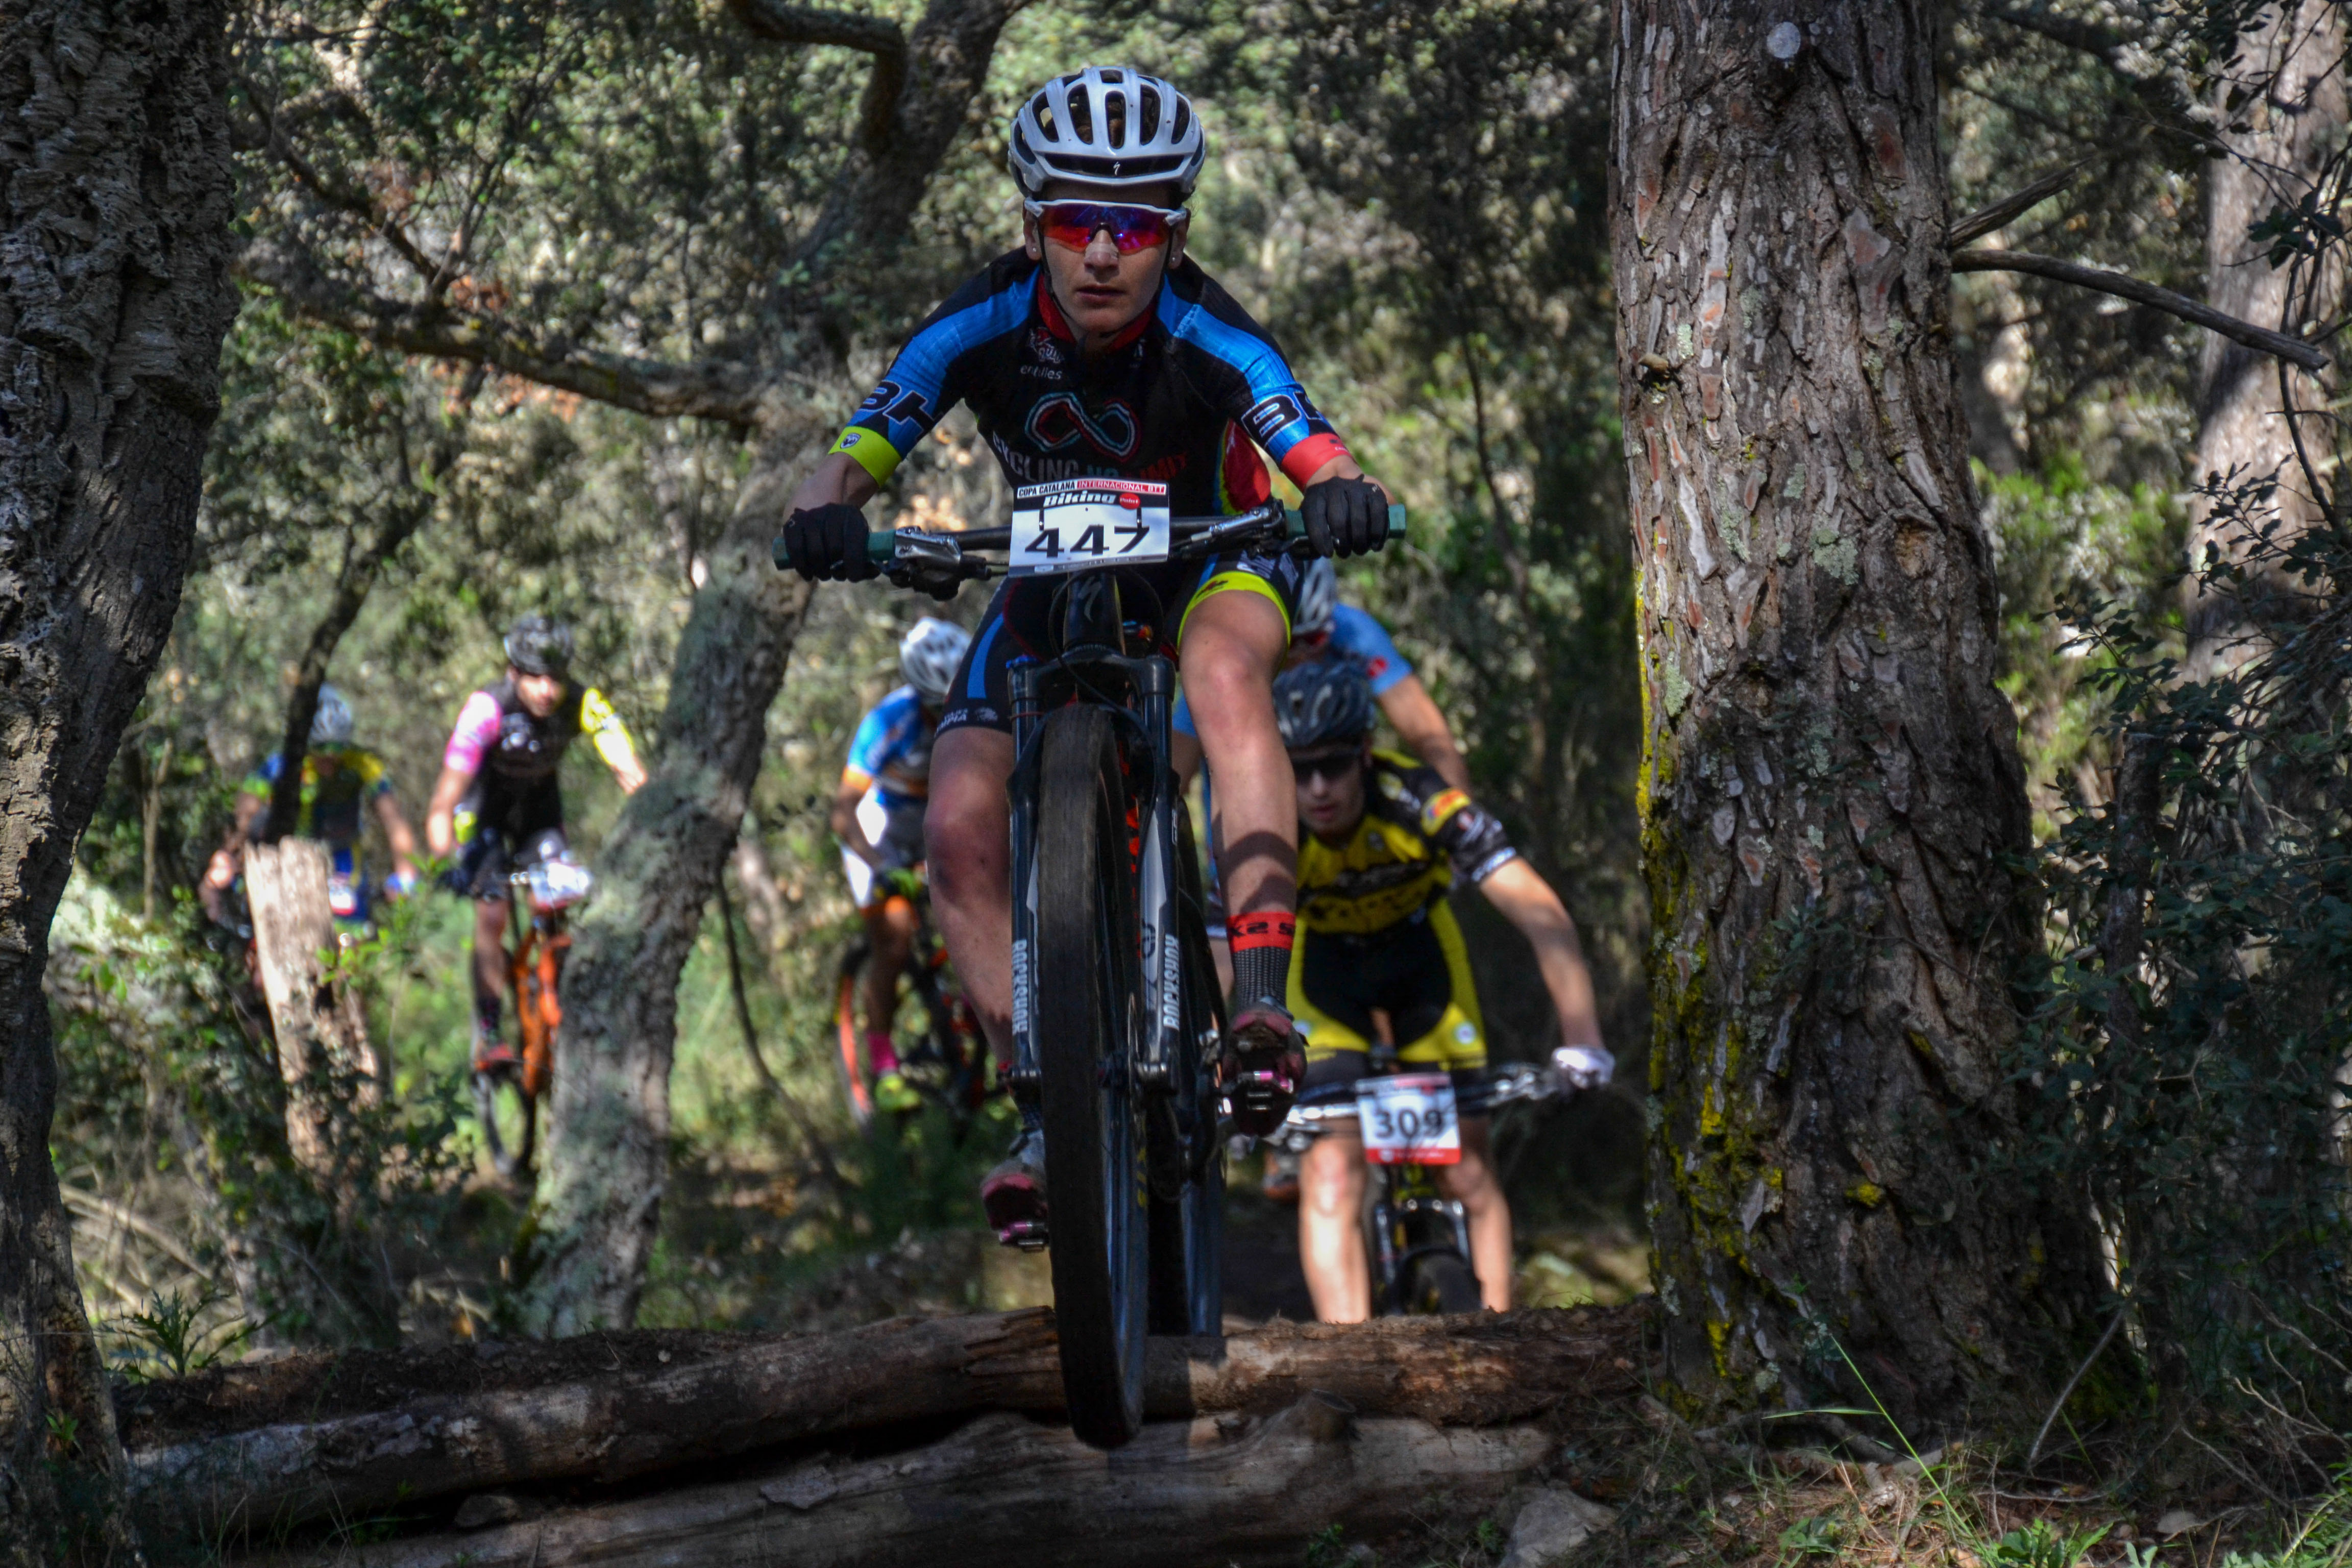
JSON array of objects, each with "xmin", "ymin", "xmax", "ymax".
[
  {"xmin": 0, "ymin": 0, "xmax": 241, "ymax": 1557},
  {"xmin": 2184, "ymin": 0, "xmax": 2345, "ymax": 675},
  {"xmin": 1610, "ymin": 0, "xmax": 2100, "ymax": 1429},
  {"xmin": 243, "ymin": 839, "xmax": 377, "ymax": 1172},
  {"xmin": 511, "ymin": 0, "xmax": 1027, "ymax": 1334}
]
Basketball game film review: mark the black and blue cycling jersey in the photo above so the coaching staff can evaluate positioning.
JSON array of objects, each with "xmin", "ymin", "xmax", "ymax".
[
  {"xmin": 831, "ymin": 250, "xmax": 1359, "ymax": 737},
  {"xmin": 829, "ymin": 250, "xmax": 1349, "ymax": 516}
]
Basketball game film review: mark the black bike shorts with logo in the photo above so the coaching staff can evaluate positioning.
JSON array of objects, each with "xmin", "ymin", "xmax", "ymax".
[
  {"xmin": 1292, "ymin": 901, "xmax": 1494, "ymax": 1120},
  {"xmin": 935, "ymin": 551, "xmax": 1309, "ymax": 738},
  {"xmin": 452, "ymin": 777, "xmax": 569, "ymax": 901}
]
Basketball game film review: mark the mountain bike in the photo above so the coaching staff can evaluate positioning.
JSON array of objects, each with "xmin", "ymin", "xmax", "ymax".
[
  {"xmin": 832, "ymin": 483, "xmax": 1404, "ymax": 1448},
  {"xmin": 830, "ymin": 868, "xmax": 989, "ymax": 1130},
  {"xmin": 474, "ymin": 853, "xmax": 591, "ymax": 1179},
  {"xmin": 1276, "ymin": 1054, "xmax": 1576, "ymax": 1315}
]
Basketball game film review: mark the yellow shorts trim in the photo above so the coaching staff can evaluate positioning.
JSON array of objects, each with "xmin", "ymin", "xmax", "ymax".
[
  {"xmin": 1288, "ymin": 899, "xmax": 1487, "ymax": 1071},
  {"xmin": 1178, "ymin": 569, "xmax": 1291, "ymax": 648}
]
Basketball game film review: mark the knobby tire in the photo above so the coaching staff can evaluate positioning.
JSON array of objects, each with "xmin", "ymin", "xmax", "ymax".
[{"xmin": 1035, "ymin": 706, "xmax": 1149, "ymax": 1449}]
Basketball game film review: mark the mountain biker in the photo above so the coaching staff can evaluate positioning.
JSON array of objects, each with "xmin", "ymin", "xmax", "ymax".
[
  {"xmin": 1271, "ymin": 659, "xmax": 1613, "ymax": 1320},
  {"xmin": 833, "ymin": 617, "xmax": 972, "ymax": 1113},
  {"xmin": 776, "ymin": 65, "xmax": 1394, "ymax": 1245},
  {"xmin": 200, "ymin": 684, "xmax": 421, "ymax": 937},
  {"xmin": 425, "ymin": 616, "xmax": 648, "ymax": 1073},
  {"xmin": 1173, "ymin": 557, "xmax": 1468, "ymax": 791}
]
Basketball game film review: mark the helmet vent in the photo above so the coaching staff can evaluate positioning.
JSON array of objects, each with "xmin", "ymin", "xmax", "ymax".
[
  {"xmin": 1031, "ymin": 94, "xmax": 1057, "ymax": 141},
  {"xmin": 1171, "ymin": 100, "xmax": 1190, "ymax": 144},
  {"xmin": 1105, "ymin": 89, "xmax": 1128, "ymax": 148},
  {"xmin": 1066, "ymin": 85, "xmax": 1093, "ymax": 142},
  {"xmin": 1139, "ymin": 84, "xmax": 1162, "ymax": 143}
]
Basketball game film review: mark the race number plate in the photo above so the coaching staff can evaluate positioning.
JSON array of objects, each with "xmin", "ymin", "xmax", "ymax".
[
  {"xmin": 1009, "ymin": 478, "xmax": 1170, "ymax": 576},
  {"xmin": 1355, "ymin": 1073, "xmax": 1461, "ymax": 1165}
]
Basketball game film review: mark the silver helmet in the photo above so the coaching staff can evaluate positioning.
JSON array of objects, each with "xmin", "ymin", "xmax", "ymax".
[
  {"xmin": 1294, "ymin": 558, "xmax": 1337, "ymax": 639},
  {"xmin": 309, "ymin": 684, "xmax": 355, "ymax": 747},
  {"xmin": 900, "ymin": 617, "xmax": 971, "ymax": 704},
  {"xmin": 1272, "ymin": 658, "xmax": 1375, "ymax": 750},
  {"xmin": 1008, "ymin": 66, "xmax": 1207, "ymax": 200}
]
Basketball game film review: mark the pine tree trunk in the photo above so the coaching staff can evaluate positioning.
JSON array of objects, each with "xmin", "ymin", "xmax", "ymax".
[
  {"xmin": 0, "ymin": 0, "xmax": 239, "ymax": 1556},
  {"xmin": 244, "ymin": 839, "xmax": 378, "ymax": 1172},
  {"xmin": 2184, "ymin": 0, "xmax": 2345, "ymax": 674},
  {"xmin": 1609, "ymin": 0, "xmax": 2098, "ymax": 1431},
  {"xmin": 516, "ymin": 443, "xmax": 814, "ymax": 1334}
]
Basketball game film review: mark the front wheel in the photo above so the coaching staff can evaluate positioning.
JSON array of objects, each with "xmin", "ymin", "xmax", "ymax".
[
  {"xmin": 1033, "ymin": 706, "xmax": 1148, "ymax": 1449},
  {"xmin": 1396, "ymin": 1250, "xmax": 1483, "ymax": 1316}
]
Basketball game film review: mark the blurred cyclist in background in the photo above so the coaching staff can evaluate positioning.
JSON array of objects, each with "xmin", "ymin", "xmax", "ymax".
[
  {"xmin": 832, "ymin": 617, "xmax": 971, "ymax": 1112},
  {"xmin": 426, "ymin": 616, "xmax": 647, "ymax": 1073},
  {"xmin": 201, "ymin": 684, "xmax": 421, "ymax": 940}
]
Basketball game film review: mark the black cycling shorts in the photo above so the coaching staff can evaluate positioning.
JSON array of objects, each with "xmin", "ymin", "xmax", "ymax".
[
  {"xmin": 453, "ymin": 777, "xmax": 568, "ymax": 901},
  {"xmin": 936, "ymin": 550, "xmax": 1309, "ymax": 737},
  {"xmin": 1292, "ymin": 900, "xmax": 1493, "ymax": 1118}
]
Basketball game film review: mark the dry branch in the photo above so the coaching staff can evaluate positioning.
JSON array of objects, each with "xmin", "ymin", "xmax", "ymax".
[
  {"xmin": 128, "ymin": 1305, "xmax": 1646, "ymax": 1537},
  {"xmin": 1951, "ymin": 248, "xmax": 2332, "ymax": 371},
  {"xmin": 251, "ymin": 1401, "xmax": 1558, "ymax": 1568},
  {"xmin": 1947, "ymin": 162, "xmax": 2088, "ymax": 249}
]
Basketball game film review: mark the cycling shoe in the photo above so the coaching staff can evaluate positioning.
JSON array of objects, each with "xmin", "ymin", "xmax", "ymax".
[
  {"xmin": 472, "ymin": 1038, "xmax": 521, "ymax": 1075},
  {"xmin": 1220, "ymin": 1004, "xmax": 1306, "ymax": 1137},
  {"xmin": 982, "ymin": 1128, "xmax": 1048, "ymax": 1251}
]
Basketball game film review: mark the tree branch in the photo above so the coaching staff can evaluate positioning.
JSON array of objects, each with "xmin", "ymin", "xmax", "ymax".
[
  {"xmin": 236, "ymin": 236, "xmax": 771, "ymax": 424},
  {"xmin": 1947, "ymin": 161, "xmax": 2089, "ymax": 249},
  {"xmin": 727, "ymin": 0, "xmax": 906, "ymax": 151},
  {"xmin": 1951, "ymin": 248, "xmax": 2331, "ymax": 371}
]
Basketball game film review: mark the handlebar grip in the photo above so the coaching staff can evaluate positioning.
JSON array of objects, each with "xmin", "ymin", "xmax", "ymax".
[
  {"xmin": 866, "ymin": 531, "xmax": 896, "ymax": 565},
  {"xmin": 1280, "ymin": 503, "xmax": 1410, "ymax": 546}
]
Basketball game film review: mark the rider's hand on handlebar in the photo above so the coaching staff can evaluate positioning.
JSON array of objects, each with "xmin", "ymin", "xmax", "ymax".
[
  {"xmin": 780, "ymin": 503, "xmax": 882, "ymax": 583},
  {"xmin": 1551, "ymin": 1044, "xmax": 1615, "ymax": 1091},
  {"xmin": 1300, "ymin": 476, "xmax": 1390, "ymax": 559}
]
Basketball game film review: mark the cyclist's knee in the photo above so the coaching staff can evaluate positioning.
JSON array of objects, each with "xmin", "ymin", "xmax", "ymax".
[
  {"xmin": 926, "ymin": 731, "xmax": 1014, "ymax": 889},
  {"xmin": 1178, "ymin": 599, "xmax": 1285, "ymax": 710},
  {"xmin": 1300, "ymin": 1133, "xmax": 1365, "ymax": 1219}
]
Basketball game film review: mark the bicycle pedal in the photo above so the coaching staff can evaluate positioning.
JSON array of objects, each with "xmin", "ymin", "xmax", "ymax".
[{"xmin": 997, "ymin": 1219, "xmax": 1049, "ymax": 1252}]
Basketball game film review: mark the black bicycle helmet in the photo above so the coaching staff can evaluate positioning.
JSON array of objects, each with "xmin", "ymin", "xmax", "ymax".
[
  {"xmin": 1272, "ymin": 658, "xmax": 1375, "ymax": 749},
  {"xmin": 504, "ymin": 615, "xmax": 575, "ymax": 678}
]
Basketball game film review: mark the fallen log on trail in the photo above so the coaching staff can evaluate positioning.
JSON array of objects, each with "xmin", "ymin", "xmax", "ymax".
[
  {"xmin": 125, "ymin": 1305, "xmax": 1647, "ymax": 1539},
  {"xmin": 251, "ymin": 1400, "xmax": 1563, "ymax": 1568}
]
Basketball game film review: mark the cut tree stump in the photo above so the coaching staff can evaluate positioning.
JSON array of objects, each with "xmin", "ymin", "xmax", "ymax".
[
  {"xmin": 126, "ymin": 1305, "xmax": 1647, "ymax": 1540},
  {"xmin": 250, "ymin": 1400, "xmax": 1560, "ymax": 1568},
  {"xmin": 243, "ymin": 837, "xmax": 377, "ymax": 1169}
]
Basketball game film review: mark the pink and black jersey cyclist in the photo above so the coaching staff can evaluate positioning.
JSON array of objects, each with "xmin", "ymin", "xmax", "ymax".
[{"xmin": 425, "ymin": 616, "xmax": 647, "ymax": 1070}]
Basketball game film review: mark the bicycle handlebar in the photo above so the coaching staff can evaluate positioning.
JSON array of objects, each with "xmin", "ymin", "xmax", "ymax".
[{"xmin": 859, "ymin": 501, "xmax": 1407, "ymax": 567}]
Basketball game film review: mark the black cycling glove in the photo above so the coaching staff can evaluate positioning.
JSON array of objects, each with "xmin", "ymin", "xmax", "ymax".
[
  {"xmin": 1299, "ymin": 475, "xmax": 1389, "ymax": 558},
  {"xmin": 777, "ymin": 503, "xmax": 881, "ymax": 582}
]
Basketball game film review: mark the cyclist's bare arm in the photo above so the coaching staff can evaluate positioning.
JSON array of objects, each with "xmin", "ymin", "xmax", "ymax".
[
  {"xmin": 374, "ymin": 791, "xmax": 421, "ymax": 880},
  {"xmin": 830, "ymin": 777, "xmax": 888, "ymax": 869},
  {"xmin": 1375, "ymin": 675, "xmax": 1468, "ymax": 792},
  {"xmin": 425, "ymin": 762, "xmax": 476, "ymax": 860},
  {"xmin": 791, "ymin": 451, "xmax": 881, "ymax": 513},
  {"xmin": 1477, "ymin": 857, "xmax": 1605, "ymax": 1050}
]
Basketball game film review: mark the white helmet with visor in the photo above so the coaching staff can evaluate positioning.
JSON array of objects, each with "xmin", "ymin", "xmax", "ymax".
[
  {"xmin": 1009, "ymin": 66, "xmax": 1206, "ymax": 200},
  {"xmin": 900, "ymin": 617, "xmax": 971, "ymax": 705}
]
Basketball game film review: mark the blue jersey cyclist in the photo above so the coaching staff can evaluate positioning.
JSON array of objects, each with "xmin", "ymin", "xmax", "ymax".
[
  {"xmin": 779, "ymin": 65, "xmax": 1396, "ymax": 1244},
  {"xmin": 200, "ymin": 685, "xmax": 422, "ymax": 937},
  {"xmin": 831, "ymin": 617, "xmax": 971, "ymax": 1111}
]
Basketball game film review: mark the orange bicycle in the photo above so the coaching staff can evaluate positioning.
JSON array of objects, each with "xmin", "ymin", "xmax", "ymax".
[{"xmin": 474, "ymin": 854, "xmax": 591, "ymax": 1178}]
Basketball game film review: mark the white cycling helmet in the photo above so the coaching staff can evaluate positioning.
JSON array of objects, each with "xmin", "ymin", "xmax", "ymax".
[
  {"xmin": 900, "ymin": 617, "xmax": 971, "ymax": 704},
  {"xmin": 1009, "ymin": 66, "xmax": 1206, "ymax": 200},
  {"xmin": 310, "ymin": 684, "xmax": 355, "ymax": 747},
  {"xmin": 1294, "ymin": 558, "xmax": 1337, "ymax": 639}
]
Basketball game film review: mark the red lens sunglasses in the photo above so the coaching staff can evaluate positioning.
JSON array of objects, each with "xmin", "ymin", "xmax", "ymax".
[{"xmin": 1025, "ymin": 200, "xmax": 1188, "ymax": 255}]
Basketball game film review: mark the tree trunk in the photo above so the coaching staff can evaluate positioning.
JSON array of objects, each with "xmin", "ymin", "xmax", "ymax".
[
  {"xmin": 2185, "ymin": 0, "xmax": 2346, "ymax": 676},
  {"xmin": 121, "ymin": 1305, "xmax": 1646, "ymax": 1535},
  {"xmin": 243, "ymin": 839, "xmax": 378, "ymax": 1171},
  {"xmin": 243, "ymin": 1403, "xmax": 1561, "ymax": 1568},
  {"xmin": 0, "ymin": 0, "xmax": 240, "ymax": 1558},
  {"xmin": 1609, "ymin": 0, "xmax": 2098, "ymax": 1431},
  {"xmin": 516, "ymin": 443, "xmax": 815, "ymax": 1333}
]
